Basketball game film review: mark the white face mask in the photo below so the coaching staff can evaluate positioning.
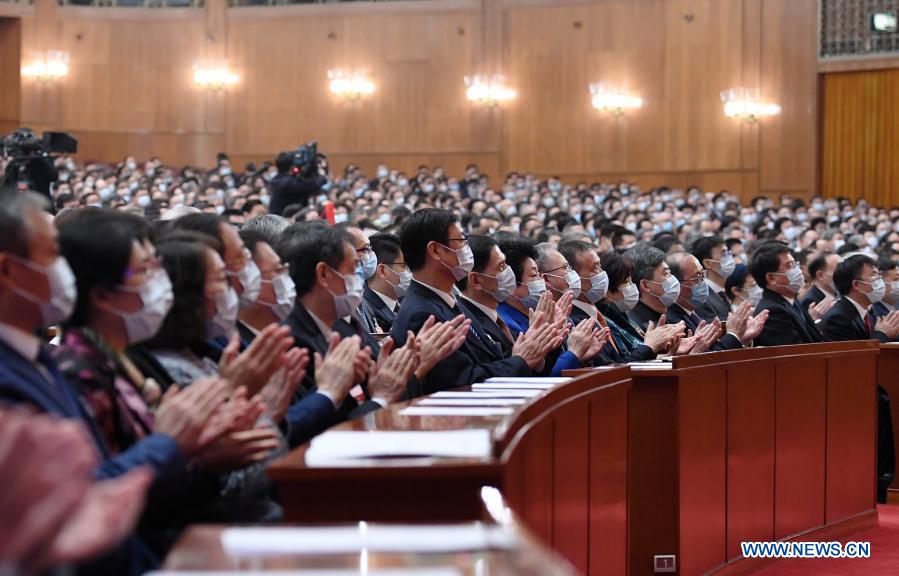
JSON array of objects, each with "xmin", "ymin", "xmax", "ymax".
[
  {"xmin": 583, "ymin": 270, "xmax": 610, "ymax": 303},
  {"xmin": 385, "ymin": 266, "xmax": 412, "ymax": 299},
  {"xmin": 717, "ymin": 253, "xmax": 736, "ymax": 279},
  {"xmin": 891, "ymin": 281, "xmax": 899, "ymax": 299},
  {"xmin": 748, "ymin": 284, "xmax": 764, "ymax": 307},
  {"xmin": 861, "ymin": 278, "xmax": 886, "ymax": 304},
  {"xmin": 521, "ymin": 279, "xmax": 547, "ymax": 309},
  {"xmin": 260, "ymin": 272, "xmax": 296, "ymax": 321},
  {"xmin": 229, "ymin": 259, "xmax": 262, "ymax": 308},
  {"xmin": 649, "ymin": 275, "xmax": 681, "ymax": 307},
  {"xmin": 10, "ymin": 256, "xmax": 77, "ymax": 327},
  {"xmin": 112, "ymin": 270, "xmax": 174, "ymax": 344},
  {"xmin": 327, "ymin": 266, "xmax": 364, "ymax": 318},
  {"xmin": 480, "ymin": 266, "xmax": 517, "ymax": 303},
  {"xmin": 207, "ymin": 286, "xmax": 239, "ymax": 340},
  {"xmin": 438, "ymin": 243, "xmax": 475, "ymax": 282},
  {"xmin": 773, "ymin": 266, "xmax": 805, "ymax": 295},
  {"xmin": 616, "ymin": 282, "xmax": 640, "ymax": 312},
  {"xmin": 357, "ymin": 250, "xmax": 378, "ymax": 281}
]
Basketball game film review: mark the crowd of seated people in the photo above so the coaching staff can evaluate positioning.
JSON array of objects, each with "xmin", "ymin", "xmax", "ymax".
[{"xmin": 3, "ymin": 151, "xmax": 899, "ymax": 574}]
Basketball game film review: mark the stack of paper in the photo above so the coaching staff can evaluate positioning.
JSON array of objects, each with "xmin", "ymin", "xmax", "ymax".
[
  {"xmin": 219, "ymin": 523, "xmax": 517, "ymax": 556},
  {"xmin": 417, "ymin": 398, "xmax": 527, "ymax": 407},
  {"xmin": 485, "ymin": 377, "xmax": 572, "ymax": 385},
  {"xmin": 398, "ymin": 406, "xmax": 515, "ymax": 417},
  {"xmin": 304, "ymin": 429, "xmax": 492, "ymax": 465},
  {"xmin": 430, "ymin": 390, "xmax": 542, "ymax": 399}
]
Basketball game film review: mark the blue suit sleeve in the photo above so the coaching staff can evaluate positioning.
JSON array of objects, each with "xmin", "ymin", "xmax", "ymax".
[
  {"xmin": 550, "ymin": 351, "xmax": 582, "ymax": 377},
  {"xmin": 94, "ymin": 433, "xmax": 187, "ymax": 491},
  {"xmin": 285, "ymin": 392, "xmax": 339, "ymax": 448}
]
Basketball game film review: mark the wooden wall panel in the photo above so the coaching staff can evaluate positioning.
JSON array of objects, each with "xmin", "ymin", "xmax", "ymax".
[
  {"xmin": 0, "ymin": 18, "xmax": 20, "ymax": 129},
  {"xmin": 8, "ymin": 0, "xmax": 818, "ymax": 198},
  {"xmin": 822, "ymin": 69, "xmax": 899, "ymax": 206}
]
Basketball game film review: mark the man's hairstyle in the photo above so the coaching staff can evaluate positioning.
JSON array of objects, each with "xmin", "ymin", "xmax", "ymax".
[
  {"xmin": 398, "ymin": 208, "xmax": 458, "ymax": 271},
  {"xmin": 557, "ymin": 240, "xmax": 594, "ymax": 272},
  {"xmin": 238, "ymin": 229, "xmax": 270, "ymax": 257},
  {"xmin": 275, "ymin": 222, "xmax": 352, "ymax": 297},
  {"xmin": 724, "ymin": 263, "xmax": 750, "ymax": 302},
  {"xmin": 369, "ymin": 233, "xmax": 402, "ymax": 268},
  {"xmin": 167, "ymin": 212, "xmax": 225, "ymax": 256},
  {"xmin": 878, "ymin": 257, "xmax": 898, "ymax": 274},
  {"xmin": 651, "ymin": 234, "xmax": 680, "ymax": 254},
  {"xmin": 808, "ymin": 252, "xmax": 834, "ymax": 280},
  {"xmin": 611, "ymin": 228, "xmax": 635, "ymax": 247},
  {"xmin": 748, "ymin": 241, "xmax": 791, "ymax": 289},
  {"xmin": 626, "ymin": 243, "xmax": 667, "ymax": 288},
  {"xmin": 690, "ymin": 236, "xmax": 725, "ymax": 267},
  {"xmin": 833, "ymin": 254, "xmax": 877, "ymax": 297},
  {"xmin": 0, "ymin": 190, "xmax": 49, "ymax": 257},
  {"xmin": 457, "ymin": 235, "xmax": 497, "ymax": 291},
  {"xmin": 599, "ymin": 250, "xmax": 635, "ymax": 293},
  {"xmin": 496, "ymin": 236, "xmax": 538, "ymax": 283},
  {"xmin": 534, "ymin": 242, "xmax": 559, "ymax": 273},
  {"xmin": 665, "ymin": 250, "xmax": 691, "ymax": 281},
  {"xmin": 725, "ymin": 238, "xmax": 743, "ymax": 251},
  {"xmin": 275, "ymin": 152, "xmax": 293, "ymax": 173},
  {"xmin": 242, "ymin": 214, "xmax": 289, "ymax": 244}
]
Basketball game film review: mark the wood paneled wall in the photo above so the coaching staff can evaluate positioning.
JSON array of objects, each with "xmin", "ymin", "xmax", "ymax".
[
  {"xmin": 0, "ymin": 0, "xmax": 819, "ymax": 199},
  {"xmin": 0, "ymin": 17, "xmax": 21, "ymax": 136},
  {"xmin": 822, "ymin": 69, "xmax": 899, "ymax": 206}
]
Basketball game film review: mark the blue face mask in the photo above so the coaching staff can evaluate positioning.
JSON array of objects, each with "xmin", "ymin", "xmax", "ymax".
[
  {"xmin": 357, "ymin": 250, "xmax": 378, "ymax": 280},
  {"xmin": 689, "ymin": 280, "xmax": 710, "ymax": 306}
]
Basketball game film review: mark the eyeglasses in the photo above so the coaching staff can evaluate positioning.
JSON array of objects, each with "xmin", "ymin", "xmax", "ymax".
[
  {"xmin": 384, "ymin": 262, "xmax": 409, "ymax": 272},
  {"xmin": 445, "ymin": 235, "xmax": 470, "ymax": 247},
  {"xmin": 682, "ymin": 270, "xmax": 707, "ymax": 286},
  {"xmin": 122, "ymin": 256, "xmax": 163, "ymax": 281},
  {"xmin": 224, "ymin": 247, "xmax": 252, "ymax": 270},
  {"xmin": 543, "ymin": 264, "xmax": 572, "ymax": 275},
  {"xmin": 261, "ymin": 262, "xmax": 290, "ymax": 277}
]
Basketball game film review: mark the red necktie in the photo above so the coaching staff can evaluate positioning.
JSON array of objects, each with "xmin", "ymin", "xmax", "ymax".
[{"xmin": 865, "ymin": 313, "xmax": 874, "ymax": 337}]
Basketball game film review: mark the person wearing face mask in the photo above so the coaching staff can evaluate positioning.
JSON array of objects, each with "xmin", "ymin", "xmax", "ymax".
[
  {"xmin": 820, "ymin": 254, "xmax": 899, "ymax": 503},
  {"xmin": 338, "ymin": 224, "xmax": 381, "ymax": 333},
  {"xmin": 626, "ymin": 244, "xmax": 681, "ymax": 332},
  {"xmin": 750, "ymin": 241, "xmax": 824, "ymax": 346},
  {"xmin": 874, "ymin": 258, "xmax": 899, "ymax": 318},
  {"xmin": 236, "ymin": 231, "xmax": 296, "ymax": 342},
  {"xmin": 799, "ymin": 252, "xmax": 841, "ymax": 319},
  {"xmin": 0, "ymin": 194, "xmax": 225, "ymax": 575},
  {"xmin": 663, "ymin": 251, "xmax": 766, "ymax": 350},
  {"xmin": 559, "ymin": 241, "xmax": 683, "ymax": 363},
  {"xmin": 495, "ymin": 237, "xmax": 553, "ymax": 337},
  {"xmin": 724, "ymin": 264, "xmax": 764, "ymax": 309},
  {"xmin": 457, "ymin": 236, "xmax": 521, "ymax": 358},
  {"xmin": 363, "ymin": 233, "xmax": 409, "ymax": 333},
  {"xmin": 690, "ymin": 236, "xmax": 736, "ymax": 322},
  {"xmin": 168, "ymin": 213, "xmax": 261, "ymax": 310},
  {"xmin": 391, "ymin": 209, "xmax": 564, "ymax": 395}
]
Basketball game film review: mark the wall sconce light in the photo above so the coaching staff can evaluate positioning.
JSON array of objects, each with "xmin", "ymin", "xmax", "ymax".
[
  {"xmin": 327, "ymin": 69, "xmax": 375, "ymax": 100},
  {"xmin": 464, "ymin": 74, "xmax": 517, "ymax": 107},
  {"xmin": 193, "ymin": 60, "xmax": 239, "ymax": 90},
  {"xmin": 589, "ymin": 83, "xmax": 642, "ymax": 116},
  {"xmin": 21, "ymin": 51, "xmax": 69, "ymax": 82},
  {"xmin": 720, "ymin": 87, "xmax": 780, "ymax": 122}
]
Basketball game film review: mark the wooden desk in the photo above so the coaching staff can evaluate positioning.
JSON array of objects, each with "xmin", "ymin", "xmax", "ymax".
[
  {"xmin": 160, "ymin": 490, "xmax": 580, "ymax": 575},
  {"xmin": 878, "ymin": 343, "xmax": 899, "ymax": 493},
  {"xmin": 267, "ymin": 368, "xmax": 632, "ymax": 576},
  {"xmin": 569, "ymin": 341, "xmax": 879, "ymax": 576}
]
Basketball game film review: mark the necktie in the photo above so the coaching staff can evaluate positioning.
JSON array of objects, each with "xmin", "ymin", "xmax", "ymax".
[
  {"xmin": 865, "ymin": 313, "xmax": 874, "ymax": 337},
  {"xmin": 594, "ymin": 312, "xmax": 620, "ymax": 354},
  {"xmin": 495, "ymin": 315, "xmax": 515, "ymax": 345},
  {"xmin": 689, "ymin": 311, "xmax": 703, "ymax": 328}
]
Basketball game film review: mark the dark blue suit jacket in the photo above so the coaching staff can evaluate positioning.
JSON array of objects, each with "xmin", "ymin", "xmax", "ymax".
[
  {"xmin": 496, "ymin": 303, "xmax": 582, "ymax": 377},
  {"xmin": 569, "ymin": 303, "xmax": 656, "ymax": 364},
  {"xmin": 364, "ymin": 287, "xmax": 397, "ymax": 333},
  {"xmin": 390, "ymin": 281, "xmax": 530, "ymax": 396},
  {"xmin": 0, "ymin": 339, "xmax": 184, "ymax": 575},
  {"xmin": 821, "ymin": 297, "xmax": 890, "ymax": 343},
  {"xmin": 753, "ymin": 288, "xmax": 823, "ymax": 346},
  {"xmin": 665, "ymin": 303, "xmax": 743, "ymax": 351}
]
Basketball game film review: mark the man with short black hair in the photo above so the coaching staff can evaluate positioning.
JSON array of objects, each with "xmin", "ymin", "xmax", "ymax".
[
  {"xmin": 800, "ymin": 252, "xmax": 840, "ymax": 316},
  {"xmin": 625, "ymin": 244, "xmax": 674, "ymax": 332},
  {"xmin": 364, "ymin": 233, "xmax": 407, "ymax": 332},
  {"xmin": 750, "ymin": 241, "xmax": 823, "ymax": 346},
  {"xmin": 391, "ymin": 209, "xmax": 563, "ymax": 394},
  {"xmin": 690, "ymin": 236, "xmax": 734, "ymax": 322},
  {"xmin": 821, "ymin": 254, "xmax": 899, "ymax": 342},
  {"xmin": 457, "ymin": 236, "xmax": 518, "ymax": 357},
  {"xmin": 268, "ymin": 151, "xmax": 326, "ymax": 217}
]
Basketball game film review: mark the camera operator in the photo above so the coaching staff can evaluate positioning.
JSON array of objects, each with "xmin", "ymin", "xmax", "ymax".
[{"xmin": 268, "ymin": 150, "xmax": 327, "ymax": 217}]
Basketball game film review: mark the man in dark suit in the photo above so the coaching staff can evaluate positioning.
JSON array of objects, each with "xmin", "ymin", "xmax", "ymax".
[
  {"xmin": 663, "ymin": 251, "xmax": 765, "ymax": 350},
  {"xmin": 276, "ymin": 223, "xmax": 409, "ymax": 438},
  {"xmin": 340, "ymin": 224, "xmax": 383, "ymax": 333},
  {"xmin": 390, "ymin": 209, "xmax": 561, "ymax": 395},
  {"xmin": 800, "ymin": 252, "xmax": 840, "ymax": 316},
  {"xmin": 363, "ymin": 233, "xmax": 408, "ymax": 333},
  {"xmin": 690, "ymin": 236, "xmax": 734, "ymax": 322},
  {"xmin": 750, "ymin": 241, "xmax": 824, "ymax": 346},
  {"xmin": 236, "ymin": 230, "xmax": 297, "ymax": 342},
  {"xmin": 873, "ymin": 257, "xmax": 898, "ymax": 319},
  {"xmin": 820, "ymin": 253, "xmax": 899, "ymax": 504},
  {"xmin": 457, "ymin": 235, "xmax": 517, "ymax": 358},
  {"xmin": 624, "ymin": 243, "xmax": 676, "ymax": 331},
  {"xmin": 820, "ymin": 254, "xmax": 899, "ymax": 343}
]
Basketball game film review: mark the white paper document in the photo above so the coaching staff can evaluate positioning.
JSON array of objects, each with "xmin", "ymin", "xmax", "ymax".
[
  {"xmin": 429, "ymin": 390, "xmax": 542, "ymax": 399},
  {"xmin": 218, "ymin": 524, "xmax": 517, "ymax": 557},
  {"xmin": 627, "ymin": 362, "xmax": 673, "ymax": 370},
  {"xmin": 417, "ymin": 398, "xmax": 527, "ymax": 407},
  {"xmin": 305, "ymin": 429, "xmax": 492, "ymax": 465},
  {"xmin": 398, "ymin": 406, "xmax": 516, "ymax": 417},
  {"xmin": 471, "ymin": 383, "xmax": 555, "ymax": 391},
  {"xmin": 150, "ymin": 570, "xmax": 461, "ymax": 576},
  {"xmin": 484, "ymin": 377, "xmax": 572, "ymax": 385}
]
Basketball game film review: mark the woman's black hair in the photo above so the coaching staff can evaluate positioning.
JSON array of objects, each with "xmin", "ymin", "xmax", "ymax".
[
  {"xmin": 144, "ymin": 231, "xmax": 217, "ymax": 351},
  {"xmin": 57, "ymin": 209, "xmax": 149, "ymax": 328}
]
